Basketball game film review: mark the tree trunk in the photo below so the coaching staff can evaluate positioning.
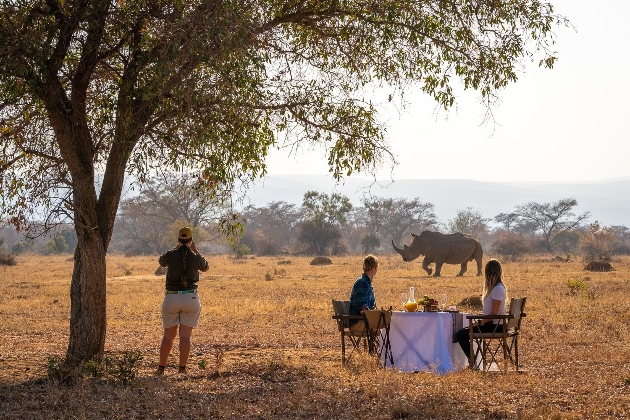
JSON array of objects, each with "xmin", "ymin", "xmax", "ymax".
[{"xmin": 66, "ymin": 221, "xmax": 108, "ymax": 364}]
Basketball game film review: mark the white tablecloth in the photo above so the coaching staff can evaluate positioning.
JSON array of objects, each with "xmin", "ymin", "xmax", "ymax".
[{"xmin": 385, "ymin": 311, "xmax": 469, "ymax": 374}]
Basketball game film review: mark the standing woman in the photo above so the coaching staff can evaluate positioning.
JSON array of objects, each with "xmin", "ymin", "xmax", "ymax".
[
  {"xmin": 156, "ymin": 226, "xmax": 209, "ymax": 375},
  {"xmin": 455, "ymin": 258, "xmax": 507, "ymax": 367}
]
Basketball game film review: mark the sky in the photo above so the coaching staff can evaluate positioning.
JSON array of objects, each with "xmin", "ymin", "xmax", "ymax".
[{"xmin": 263, "ymin": 0, "xmax": 629, "ymax": 184}]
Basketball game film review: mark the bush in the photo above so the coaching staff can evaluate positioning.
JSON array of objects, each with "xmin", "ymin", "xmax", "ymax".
[
  {"xmin": 0, "ymin": 252, "xmax": 16, "ymax": 266},
  {"xmin": 491, "ymin": 233, "xmax": 531, "ymax": 260},
  {"xmin": 234, "ymin": 243, "xmax": 251, "ymax": 259}
]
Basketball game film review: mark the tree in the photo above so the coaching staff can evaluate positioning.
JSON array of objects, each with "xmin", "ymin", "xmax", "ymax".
[
  {"xmin": 0, "ymin": 1, "xmax": 567, "ymax": 363},
  {"xmin": 515, "ymin": 198, "xmax": 590, "ymax": 253},
  {"xmin": 240, "ymin": 201, "xmax": 302, "ymax": 255},
  {"xmin": 112, "ymin": 173, "xmax": 226, "ymax": 254},
  {"xmin": 362, "ymin": 196, "xmax": 438, "ymax": 245},
  {"xmin": 581, "ymin": 221, "xmax": 618, "ymax": 261},
  {"xmin": 361, "ymin": 234, "xmax": 381, "ymax": 254},
  {"xmin": 447, "ymin": 207, "xmax": 490, "ymax": 240},
  {"xmin": 298, "ymin": 191, "xmax": 352, "ymax": 255},
  {"xmin": 47, "ymin": 235, "xmax": 69, "ymax": 254},
  {"xmin": 494, "ymin": 212, "xmax": 520, "ymax": 233}
]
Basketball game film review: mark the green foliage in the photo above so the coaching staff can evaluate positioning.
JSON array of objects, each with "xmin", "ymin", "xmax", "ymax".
[
  {"xmin": 82, "ymin": 359, "xmax": 108, "ymax": 379},
  {"xmin": 46, "ymin": 356, "xmax": 61, "ymax": 379},
  {"xmin": 566, "ymin": 277, "xmax": 587, "ymax": 295},
  {"xmin": 198, "ymin": 358, "xmax": 208, "ymax": 370},
  {"xmin": 107, "ymin": 351, "xmax": 143, "ymax": 385},
  {"xmin": 361, "ymin": 234, "xmax": 381, "ymax": 254},
  {"xmin": 234, "ymin": 243, "xmax": 251, "ymax": 259},
  {"xmin": 299, "ymin": 191, "xmax": 352, "ymax": 255},
  {"xmin": 49, "ymin": 352, "xmax": 142, "ymax": 385},
  {"xmin": 0, "ymin": 0, "xmax": 569, "ymax": 363},
  {"xmin": 11, "ymin": 239, "xmax": 33, "ymax": 254},
  {"xmin": 46, "ymin": 235, "xmax": 68, "ymax": 254}
]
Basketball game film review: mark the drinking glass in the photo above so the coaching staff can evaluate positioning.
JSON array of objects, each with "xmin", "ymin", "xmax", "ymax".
[
  {"xmin": 441, "ymin": 293, "xmax": 447, "ymax": 311},
  {"xmin": 401, "ymin": 292, "xmax": 408, "ymax": 311}
]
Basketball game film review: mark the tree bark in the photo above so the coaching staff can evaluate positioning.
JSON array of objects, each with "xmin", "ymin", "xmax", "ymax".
[{"xmin": 66, "ymin": 231, "xmax": 107, "ymax": 364}]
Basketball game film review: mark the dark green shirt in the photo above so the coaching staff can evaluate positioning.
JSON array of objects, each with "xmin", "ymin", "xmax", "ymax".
[{"xmin": 158, "ymin": 245, "xmax": 209, "ymax": 291}]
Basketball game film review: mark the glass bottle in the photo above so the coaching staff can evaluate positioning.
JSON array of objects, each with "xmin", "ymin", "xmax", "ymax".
[{"xmin": 409, "ymin": 287, "xmax": 415, "ymax": 303}]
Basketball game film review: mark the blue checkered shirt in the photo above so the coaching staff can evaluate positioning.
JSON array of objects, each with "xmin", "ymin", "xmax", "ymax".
[{"xmin": 349, "ymin": 273, "xmax": 376, "ymax": 321}]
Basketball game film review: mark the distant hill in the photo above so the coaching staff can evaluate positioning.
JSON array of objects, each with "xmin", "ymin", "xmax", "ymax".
[{"xmin": 243, "ymin": 175, "xmax": 630, "ymax": 227}]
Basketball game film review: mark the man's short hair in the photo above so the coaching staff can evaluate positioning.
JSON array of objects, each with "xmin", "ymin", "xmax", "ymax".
[{"xmin": 363, "ymin": 254, "xmax": 379, "ymax": 272}]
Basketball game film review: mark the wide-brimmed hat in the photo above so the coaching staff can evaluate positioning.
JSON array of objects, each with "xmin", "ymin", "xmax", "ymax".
[{"xmin": 178, "ymin": 226, "xmax": 193, "ymax": 241}]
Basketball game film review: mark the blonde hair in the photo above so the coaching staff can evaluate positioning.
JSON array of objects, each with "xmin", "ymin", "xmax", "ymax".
[
  {"xmin": 482, "ymin": 259, "xmax": 505, "ymax": 300},
  {"xmin": 363, "ymin": 254, "xmax": 379, "ymax": 272}
]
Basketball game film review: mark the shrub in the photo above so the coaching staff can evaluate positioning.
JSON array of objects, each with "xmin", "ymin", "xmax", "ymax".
[
  {"xmin": 234, "ymin": 244, "xmax": 251, "ymax": 259},
  {"xmin": 491, "ymin": 233, "xmax": 531, "ymax": 260},
  {"xmin": 566, "ymin": 277, "xmax": 587, "ymax": 295},
  {"xmin": 0, "ymin": 252, "xmax": 16, "ymax": 266}
]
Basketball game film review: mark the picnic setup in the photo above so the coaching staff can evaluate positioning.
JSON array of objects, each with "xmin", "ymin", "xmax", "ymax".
[{"xmin": 332, "ymin": 287, "xmax": 527, "ymax": 374}]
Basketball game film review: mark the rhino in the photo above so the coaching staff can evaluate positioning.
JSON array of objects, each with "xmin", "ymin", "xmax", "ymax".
[{"xmin": 392, "ymin": 230, "xmax": 483, "ymax": 277}]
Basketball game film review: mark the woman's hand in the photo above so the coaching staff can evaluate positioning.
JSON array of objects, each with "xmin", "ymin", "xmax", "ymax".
[{"xmin": 189, "ymin": 241, "xmax": 199, "ymax": 254}]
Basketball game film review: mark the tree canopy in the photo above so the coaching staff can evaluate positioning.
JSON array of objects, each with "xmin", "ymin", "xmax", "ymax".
[{"xmin": 0, "ymin": 0, "xmax": 567, "ymax": 362}]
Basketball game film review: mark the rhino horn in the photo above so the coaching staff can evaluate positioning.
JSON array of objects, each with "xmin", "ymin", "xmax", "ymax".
[{"xmin": 392, "ymin": 240, "xmax": 404, "ymax": 256}]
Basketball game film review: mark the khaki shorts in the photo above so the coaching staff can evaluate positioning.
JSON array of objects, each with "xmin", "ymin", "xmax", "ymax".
[{"xmin": 161, "ymin": 293, "xmax": 201, "ymax": 328}]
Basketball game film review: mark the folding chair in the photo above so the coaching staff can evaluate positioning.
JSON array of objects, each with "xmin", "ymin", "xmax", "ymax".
[
  {"xmin": 364, "ymin": 308, "xmax": 394, "ymax": 368},
  {"xmin": 331, "ymin": 300, "xmax": 369, "ymax": 366},
  {"xmin": 466, "ymin": 297, "xmax": 527, "ymax": 372}
]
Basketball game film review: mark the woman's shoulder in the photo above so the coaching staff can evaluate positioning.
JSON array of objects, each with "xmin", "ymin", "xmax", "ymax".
[{"xmin": 493, "ymin": 282, "xmax": 507, "ymax": 294}]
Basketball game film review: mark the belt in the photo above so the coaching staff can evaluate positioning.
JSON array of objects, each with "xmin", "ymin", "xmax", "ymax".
[{"xmin": 166, "ymin": 290, "xmax": 197, "ymax": 294}]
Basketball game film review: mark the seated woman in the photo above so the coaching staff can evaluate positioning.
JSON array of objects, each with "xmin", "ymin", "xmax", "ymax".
[
  {"xmin": 348, "ymin": 254, "xmax": 378, "ymax": 332},
  {"xmin": 455, "ymin": 258, "xmax": 507, "ymax": 367}
]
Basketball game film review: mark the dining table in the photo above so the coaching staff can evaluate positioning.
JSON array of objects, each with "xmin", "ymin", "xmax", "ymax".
[{"xmin": 383, "ymin": 310, "xmax": 470, "ymax": 374}]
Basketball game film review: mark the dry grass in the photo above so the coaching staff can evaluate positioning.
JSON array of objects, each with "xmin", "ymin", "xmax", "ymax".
[{"xmin": 1, "ymin": 254, "xmax": 629, "ymax": 419}]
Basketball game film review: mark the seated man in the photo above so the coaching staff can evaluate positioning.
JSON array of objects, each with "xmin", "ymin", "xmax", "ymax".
[{"xmin": 348, "ymin": 254, "xmax": 378, "ymax": 332}]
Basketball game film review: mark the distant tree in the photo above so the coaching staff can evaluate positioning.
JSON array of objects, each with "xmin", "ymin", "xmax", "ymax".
[
  {"xmin": 553, "ymin": 230, "xmax": 581, "ymax": 255},
  {"xmin": 298, "ymin": 191, "xmax": 352, "ymax": 255},
  {"xmin": 610, "ymin": 225, "xmax": 630, "ymax": 255},
  {"xmin": 361, "ymin": 234, "xmax": 381, "ymax": 254},
  {"xmin": 47, "ymin": 235, "xmax": 69, "ymax": 254},
  {"xmin": 494, "ymin": 212, "xmax": 520, "ymax": 233},
  {"xmin": 362, "ymin": 197, "xmax": 438, "ymax": 245},
  {"xmin": 241, "ymin": 201, "xmax": 302, "ymax": 255},
  {"xmin": 59, "ymin": 229, "xmax": 78, "ymax": 253},
  {"xmin": 515, "ymin": 198, "xmax": 590, "ymax": 253},
  {"xmin": 341, "ymin": 207, "xmax": 370, "ymax": 254},
  {"xmin": 581, "ymin": 221, "xmax": 618, "ymax": 261},
  {"xmin": 491, "ymin": 232, "xmax": 531, "ymax": 261},
  {"xmin": 113, "ymin": 173, "xmax": 226, "ymax": 254},
  {"xmin": 448, "ymin": 207, "xmax": 490, "ymax": 240}
]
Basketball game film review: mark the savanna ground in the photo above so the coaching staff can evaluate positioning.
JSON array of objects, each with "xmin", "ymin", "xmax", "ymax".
[{"xmin": 1, "ymin": 253, "xmax": 629, "ymax": 419}]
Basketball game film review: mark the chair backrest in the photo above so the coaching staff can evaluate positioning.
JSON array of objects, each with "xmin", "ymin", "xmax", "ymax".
[
  {"xmin": 364, "ymin": 309, "xmax": 392, "ymax": 331},
  {"xmin": 507, "ymin": 297, "xmax": 526, "ymax": 331},
  {"xmin": 332, "ymin": 300, "xmax": 351, "ymax": 330}
]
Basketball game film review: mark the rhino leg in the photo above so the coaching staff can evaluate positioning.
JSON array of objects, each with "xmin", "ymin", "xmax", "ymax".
[
  {"xmin": 422, "ymin": 256, "xmax": 433, "ymax": 276},
  {"xmin": 433, "ymin": 259, "xmax": 443, "ymax": 277},
  {"xmin": 456, "ymin": 262, "xmax": 468, "ymax": 277}
]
